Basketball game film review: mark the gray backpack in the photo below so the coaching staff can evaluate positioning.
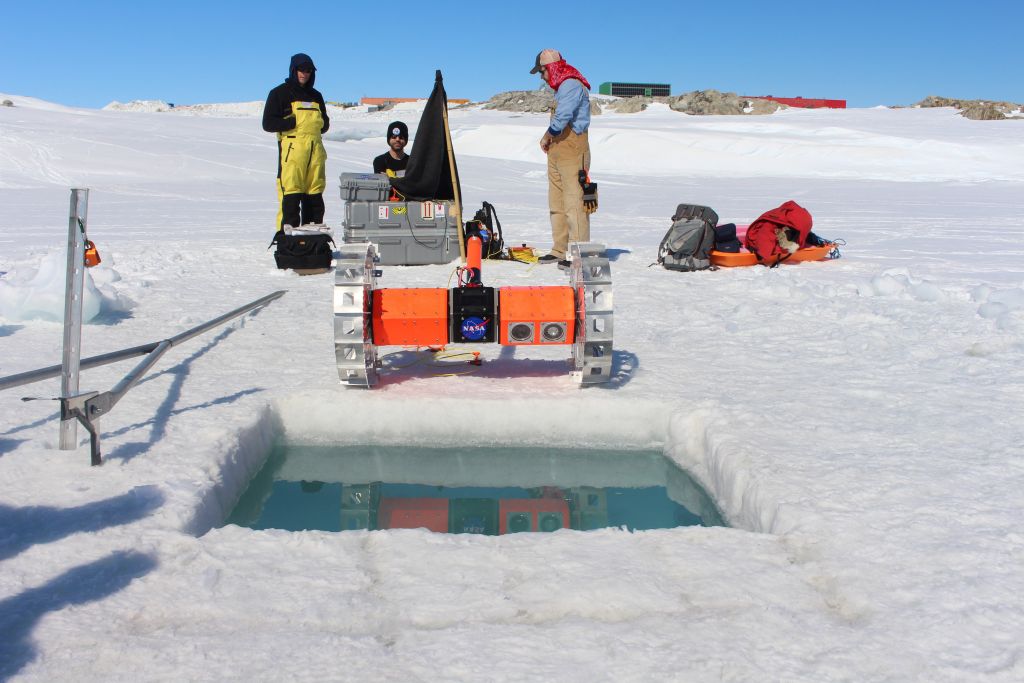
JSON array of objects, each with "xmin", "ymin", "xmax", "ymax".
[{"xmin": 656, "ymin": 204, "xmax": 718, "ymax": 271}]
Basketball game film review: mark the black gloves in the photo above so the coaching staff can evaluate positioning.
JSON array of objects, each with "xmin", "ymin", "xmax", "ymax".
[{"xmin": 578, "ymin": 170, "xmax": 598, "ymax": 214}]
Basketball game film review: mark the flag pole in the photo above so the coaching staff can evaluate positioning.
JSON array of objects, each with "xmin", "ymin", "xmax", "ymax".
[{"xmin": 438, "ymin": 71, "xmax": 466, "ymax": 263}]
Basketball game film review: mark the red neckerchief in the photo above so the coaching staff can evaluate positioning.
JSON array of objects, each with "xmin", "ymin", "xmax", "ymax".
[{"xmin": 545, "ymin": 60, "xmax": 591, "ymax": 91}]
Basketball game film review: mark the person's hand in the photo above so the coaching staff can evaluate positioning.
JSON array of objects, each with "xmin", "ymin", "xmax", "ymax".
[
  {"xmin": 579, "ymin": 170, "xmax": 598, "ymax": 213},
  {"xmin": 539, "ymin": 132, "xmax": 553, "ymax": 153}
]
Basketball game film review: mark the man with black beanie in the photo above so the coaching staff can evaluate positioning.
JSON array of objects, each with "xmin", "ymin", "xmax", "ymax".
[
  {"xmin": 262, "ymin": 52, "xmax": 330, "ymax": 230},
  {"xmin": 373, "ymin": 120, "xmax": 410, "ymax": 177}
]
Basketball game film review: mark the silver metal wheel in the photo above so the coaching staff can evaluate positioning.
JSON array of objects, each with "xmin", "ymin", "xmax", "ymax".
[
  {"xmin": 334, "ymin": 243, "xmax": 379, "ymax": 387},
  {"xmin": 569, "ymin": 242, "xmax": 613, "ymax": 385}
]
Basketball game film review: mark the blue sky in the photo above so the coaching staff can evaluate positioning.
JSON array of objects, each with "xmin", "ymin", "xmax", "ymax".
[{"xmin": 3, "ymin": 0, "xmax": 1021, "ymax": 108}]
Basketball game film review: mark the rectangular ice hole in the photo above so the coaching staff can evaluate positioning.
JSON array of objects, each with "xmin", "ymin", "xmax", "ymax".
[{"xmin": 224, "ymin": 445, "xmax": 726, "ymax": 534}]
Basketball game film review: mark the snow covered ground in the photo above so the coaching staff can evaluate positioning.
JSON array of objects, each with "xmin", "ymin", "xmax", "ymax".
[{"xmin": 1, "ymin": 92, "xmax": 1024, "ymax": 681}]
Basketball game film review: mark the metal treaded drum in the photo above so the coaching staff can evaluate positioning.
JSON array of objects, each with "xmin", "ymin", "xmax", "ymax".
[
  {"xmin": 569, "ymin": 242, "xmax": 613, "ymax": 385},
  {"xmin": 334, "ymin": 243, "xmax": 379, "ymax": 387}
]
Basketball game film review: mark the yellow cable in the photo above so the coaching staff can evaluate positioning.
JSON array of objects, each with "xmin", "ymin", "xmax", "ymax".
[
  {"xmin": 431, "ymin": 369, "xmax": 479, "ymax": 377},
  {"xmin": 380, "ymin": 346, "xmax": 443, "ymax": 369},
  {"xmin": 427, "ymin": 349, "xmax": 483, "ymax": 377},
  {"xmin": 379, "ymin": 344, "xmax": 483, "ymax": 378},
  {"xmin": 428, "ymin": 350, "xmax": 480, "ymax": 365},
  {"xmin": 446, "ymin": 266, "xmax": 462, "ymax": 289}
]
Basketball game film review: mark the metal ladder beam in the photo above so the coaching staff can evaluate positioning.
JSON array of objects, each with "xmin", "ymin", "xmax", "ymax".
[
  {"xmin": 333, "ymin": 243, "xmax": 379, "ymax": 387},
  {"xmin": 569, "ymin": 242, "xmax": 614, "ymax": 385}
]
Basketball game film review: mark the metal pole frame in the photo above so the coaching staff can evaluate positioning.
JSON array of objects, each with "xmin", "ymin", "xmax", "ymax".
[
  {"xmin": 2, "ymin": 290, "xmax": 286, "ymax": 465},
  {"xmin": 60, "ymin": 189, "xmax": 89, "ymax": 449}
]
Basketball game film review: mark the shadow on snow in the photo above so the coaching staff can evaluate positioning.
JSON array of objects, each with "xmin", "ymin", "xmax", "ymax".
[
  {"xmin": 0, "ymin": 550, "xmax": 157, "ymax": 681},
  {"xmin": 373, "ymin": 345, "xmax": 638, "ymax": 388},
  {"xmin": 1, "ymin": 323, "xmax": 264, "ymax": 462},
  {"xmin": 0, "ymin": 486, "xmax": 164, "ymax": 562}
]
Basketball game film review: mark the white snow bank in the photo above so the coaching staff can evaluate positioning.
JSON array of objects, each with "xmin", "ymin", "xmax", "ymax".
[
  {"xmin": 0, "ymin": 93, "xmax": 85, "ymax": 112},
  {"xmin": 390, "ymin": 100, "xmax": 427, "ymax": 111},
  {"xmin": 447, "ymin": 106, "xmax": 1024, "ymax": 182},
  {"xmin": 103, "ymin": 99, "xmax": 174, "ymax": 113},
  {"xmin": 855, "ymin": 268, "xmax": 949, "ymax": 303},
  {"xmin": 858, "ymin": 273, "xmax": 1024, "ymax": 332},
  {"xmin": 165, "ymin": 101, "xmax": 263, "ymax": 117},
  {"xmin": 102, "ymin": 100, "xmax": 263, "ymax": 117},
  {"xmin": 276, "ymin": 392, "xmax": 668, "ymax": 448},
  {"xmin": 973, "ymin": 284, "xmax": 1024, "ymax": 332},
  {"xmin": 0, "ymin": 251, "xmax": 132, "ymax": 322},
  {"xmin": 323, "ymin": 127, "xmax": 381, "ymax": 143}
]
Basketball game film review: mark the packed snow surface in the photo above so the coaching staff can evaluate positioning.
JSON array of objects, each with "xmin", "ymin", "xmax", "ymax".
[{"xmin": 1, "ymin": 92, "xmax": 1024, "ymax": 681}]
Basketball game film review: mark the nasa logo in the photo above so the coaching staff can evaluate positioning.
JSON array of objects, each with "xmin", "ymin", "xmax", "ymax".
[
  {"xmin": 460, "ymin": 316, "xmax": 489, "ymax": 341},
  {"xmin": 478, "ymin": 227, "xmax": 490, "ymax": 243}
]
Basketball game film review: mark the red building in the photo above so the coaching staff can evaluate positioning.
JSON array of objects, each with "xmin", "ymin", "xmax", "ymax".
[{"xmin": 748, "ymin": 96, "xmax": 847, "ymax": 109}]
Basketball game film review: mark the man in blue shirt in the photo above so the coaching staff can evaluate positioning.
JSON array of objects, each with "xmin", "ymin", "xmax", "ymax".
[{"xmin": 530, "ymin": 49, "xmax": 592, "ymax": 267}]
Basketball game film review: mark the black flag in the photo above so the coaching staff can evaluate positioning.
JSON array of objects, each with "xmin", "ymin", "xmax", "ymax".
[{"xmin": 390, "ymin": 70, "xmax": 462, "ymax": 202}]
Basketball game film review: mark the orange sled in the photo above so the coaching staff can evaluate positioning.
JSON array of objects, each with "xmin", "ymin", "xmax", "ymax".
[{"xmin": 710, "ymin": 243, "xmax": 837, "ymax": 268}]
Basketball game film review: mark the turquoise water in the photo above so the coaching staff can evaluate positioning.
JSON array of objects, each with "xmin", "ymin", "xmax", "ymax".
[{"xmin": 226, "ymin": 444, "xmax": 725, "ymax": 534}]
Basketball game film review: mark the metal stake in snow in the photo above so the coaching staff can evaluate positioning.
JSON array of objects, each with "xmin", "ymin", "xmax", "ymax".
[
  {"xmin": 59, "ymin": 188, "xmax": 89, "ymax": 450},
  {"xmin": 0, "ymin": 290, "xmax": 286, "ymax": 466},
  {"xmin": 60, "ymin": 290, "xmax": 286, "ymax": 465},
  {"xmin": 0, "ymin": 185, "xmax": 286, "ymax": 466}
]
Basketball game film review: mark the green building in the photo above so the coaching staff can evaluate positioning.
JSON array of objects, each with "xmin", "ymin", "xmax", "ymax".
[{"xmin": 598, "ymin": 82, "xmax": 671, "ymax": 97}]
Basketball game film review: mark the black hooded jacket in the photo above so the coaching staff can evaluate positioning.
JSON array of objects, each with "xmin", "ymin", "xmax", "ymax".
[{"xmin": 262, "ymin": 53, "xmax": 330, "ymax": 134}]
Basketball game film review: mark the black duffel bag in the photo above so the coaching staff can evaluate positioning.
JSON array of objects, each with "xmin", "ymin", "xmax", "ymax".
[{"xmin": 270, "ymin": 231, "xmax": 335, "ymax": 270}]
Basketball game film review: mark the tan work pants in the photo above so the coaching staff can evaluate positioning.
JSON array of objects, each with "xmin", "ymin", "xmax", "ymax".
[{"xmin": 547, "ymin": 129, "xmax": 591, "ymax": 258}]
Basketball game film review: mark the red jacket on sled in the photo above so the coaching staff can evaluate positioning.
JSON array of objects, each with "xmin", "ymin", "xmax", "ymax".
[{"xmin": 743, "ymin": 201, "xmax": 813, "ymax": 261}]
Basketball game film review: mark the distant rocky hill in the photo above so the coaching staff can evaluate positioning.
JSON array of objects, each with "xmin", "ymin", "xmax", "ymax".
[
  {"xmin": 914, "ymin": 96, "xmax": 1023, "ymax": 120},
  {"xmin": 482, "ymin": 88, "xmax": 577, "ymax": 114},
  {"xmin": 483, "ymin": 88, "xmax": 1024, "ymax": 120},
  {"xmin": 483, "ymin": 88, "xmax": 778, "ymax": 116},
  {"xmin": 483, "ymin": 88, "xmax": 782, "ymax": 116},
  {"xmin": 96, "ymin": 93, "xmax": 1023, "ymax": 121},
  {"xmin": 605, "ymin": 90, "xmax": 781, "ymax": 115},
  {"xmin": 104, "ymin": 99, "xmax": 175, "ymax": 112}
]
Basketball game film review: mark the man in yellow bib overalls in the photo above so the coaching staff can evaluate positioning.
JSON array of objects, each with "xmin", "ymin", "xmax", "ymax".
[{"xmin": 262, "ymin": 53, "xmax": 330, "ymax": 231}]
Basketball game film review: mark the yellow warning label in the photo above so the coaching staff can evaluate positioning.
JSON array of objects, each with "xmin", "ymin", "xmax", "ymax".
[{"xmin": 394, "ymin": 206, "xmax": 407, "ymax": 215}]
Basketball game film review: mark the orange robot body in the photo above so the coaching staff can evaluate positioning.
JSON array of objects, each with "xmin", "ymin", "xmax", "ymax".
[
  {"xmin": 499, "ymin": 498, "xmax": 571, "ymax": 533},
  {"xmin": 371, "ymin": 288, "xmax": 449, "ymax": 346},
  {"xmin": 378, "ymin": 498, "xmax": 450, "ymax": 532},
  {"xmin": 498, "ymin": 286, "xmax": 575, "ymax": 345}
]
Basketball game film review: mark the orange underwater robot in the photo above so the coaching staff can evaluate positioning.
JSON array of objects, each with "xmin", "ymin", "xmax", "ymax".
[{"xmin": 333, "ymin": 238, "xmax": 613, "ymax": 387}]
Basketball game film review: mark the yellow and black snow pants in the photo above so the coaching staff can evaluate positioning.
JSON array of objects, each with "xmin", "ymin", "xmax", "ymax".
[{"xmin": 276, "ymin": 100, "xmax": 327, "ymax": 229}]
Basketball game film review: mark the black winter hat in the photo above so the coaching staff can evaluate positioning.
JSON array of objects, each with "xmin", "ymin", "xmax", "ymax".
[
  {"xmin": 387, "ymin": 121, "xmax": 408, "ymax": 141},
  {"xmin": 713, "ymin": 223, "xmax": 742, "ymax": 253},
  {"xmin": 289, "ymin": 53, "xmax": 316, "ymax": 74}
]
